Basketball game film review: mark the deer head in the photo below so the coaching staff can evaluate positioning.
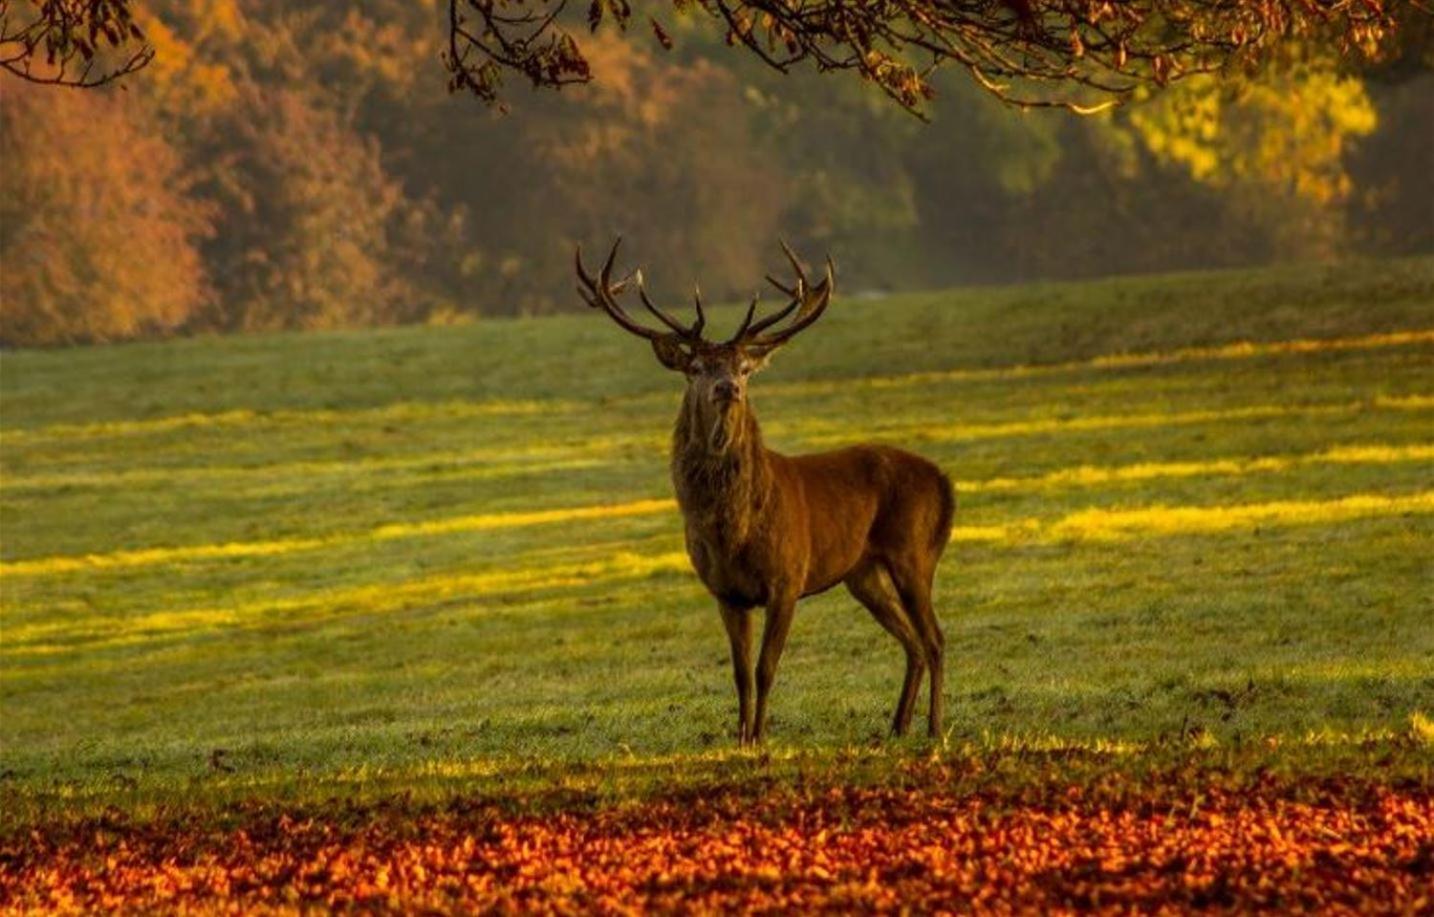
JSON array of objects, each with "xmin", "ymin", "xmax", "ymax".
[{"xmin": 576, "ymin": 239, "xmax": 834, "ymax": 452}]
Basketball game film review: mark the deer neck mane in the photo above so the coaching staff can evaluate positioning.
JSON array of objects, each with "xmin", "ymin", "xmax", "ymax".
[{"xmin": 671, "ymin": 390, "xmax": 772, "ymax": 546}]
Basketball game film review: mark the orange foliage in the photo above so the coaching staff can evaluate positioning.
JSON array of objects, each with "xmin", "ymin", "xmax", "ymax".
[
  {"xmin": 0, "ymin": 83, "xmax": 212, "ymax": 346},
  {"xmin": 2, "ymin": 776, "xmax": 1429, "ymax": 912}
]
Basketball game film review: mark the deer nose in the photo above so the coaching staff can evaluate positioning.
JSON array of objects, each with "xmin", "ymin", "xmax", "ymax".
[{"xmin": 713, "ymin": 379, "xmax": 740, "ymax": 402}]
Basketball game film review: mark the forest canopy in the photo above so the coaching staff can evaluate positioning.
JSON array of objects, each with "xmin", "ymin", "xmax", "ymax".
[{"xmin": 0, "ymin": 0, "xmax": 1431, "ymax": 345}]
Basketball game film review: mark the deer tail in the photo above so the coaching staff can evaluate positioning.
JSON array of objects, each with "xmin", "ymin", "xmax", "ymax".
[{"xmin": 933, "ymin": 469, "xmax": 956, "ymax": 551}]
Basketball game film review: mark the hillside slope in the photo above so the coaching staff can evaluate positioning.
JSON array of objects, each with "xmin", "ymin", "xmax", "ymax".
[{"xmin": 1, "ymin": 256, "xmax": 1431, "ymax": 819}]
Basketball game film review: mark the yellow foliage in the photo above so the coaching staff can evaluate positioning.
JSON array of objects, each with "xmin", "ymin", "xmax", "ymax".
[
  {"xmin": 1124, "ymin": 51, "xmax": 1379, "ymax": 261},
  {"xmin": 133, "ymin": 3, "xmax": 238, "ymax": 113},
  {"xmin": 1129, "ymin": 61, "xmax": 1376, "ymax": 207}
]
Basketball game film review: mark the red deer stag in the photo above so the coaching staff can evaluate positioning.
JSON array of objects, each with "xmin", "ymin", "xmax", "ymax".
[{"xmin": 576, "ymin": 240, "xmax": 955, "ymax": 744}]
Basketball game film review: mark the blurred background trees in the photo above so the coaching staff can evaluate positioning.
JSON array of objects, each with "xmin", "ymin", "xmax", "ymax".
[
  {"xmin": 0, "ymin": 81, "xmax": 211, "ymax": 344},
  {"xmin": 1, "ymin": 0, "xmax": 1430, "ymax": 346}
]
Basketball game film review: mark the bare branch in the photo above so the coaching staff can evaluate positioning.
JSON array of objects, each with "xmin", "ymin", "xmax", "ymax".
[
  {"xmin": 0, "ymin": 0, "xmax": 154, "ymax": 89},
  {"xmin": 444, "ymin": 0, "xmax": 1420, "ymax": 114}
]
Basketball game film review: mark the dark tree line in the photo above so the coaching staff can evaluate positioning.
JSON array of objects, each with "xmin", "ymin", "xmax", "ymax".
[{"xmin": 1, "ymin": 0, "xmax": 1430, "ymax": 346}]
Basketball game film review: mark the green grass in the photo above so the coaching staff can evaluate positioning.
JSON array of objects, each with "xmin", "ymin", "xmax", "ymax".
[{"xmin": 2, "ymin": 257, "xmax": 1432, "ymax": 823}]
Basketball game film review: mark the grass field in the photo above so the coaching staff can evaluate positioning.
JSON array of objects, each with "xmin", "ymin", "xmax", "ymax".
[{"xmin": 2, "ymin": 257, "xmax": 1432, "ymax": 908}]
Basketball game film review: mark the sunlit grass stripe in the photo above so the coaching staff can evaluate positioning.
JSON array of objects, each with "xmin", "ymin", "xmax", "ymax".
[
  {"xmin": 3, "ymin": 443, "xmax": 1431, "ymax": 579},
  {"xmin": 4, "ymin": 395, "xmax": 1429, "ymax": 497},
  {"xmin": 2, "ymin": 552, "xmax": 695, "ymax": 654},
  {"xmin": 5, "ymin": 491, "xmax": 1429, "ymax": 655},
  {"xmin": 0, "ymin": 454, "xmax": 612, "ymax": 495},
  {"xmin": 4, "ymin": 330, "xmax": 1429, "ymax": 445},
  {"xmin": 766, "ymin": 329, "xmax": 1434, "ymax": 399},
  {"xmin": 0, "ymin": 499, "xmax": 674, "ymax": 577},
  {"xmin": 0, "ymin": 398, "xmax": 579, "ymax": 445},
  {"xmin": 951, "ymin": 490, "xmax": 1434, "ymax": 543},
  {"xmin": 804, "ymin": 395, "xmax": 1433, "ymax": 446},
  {"xmin": 962, "ymin": 443, "xmax": 1434, "ymax": 493}
]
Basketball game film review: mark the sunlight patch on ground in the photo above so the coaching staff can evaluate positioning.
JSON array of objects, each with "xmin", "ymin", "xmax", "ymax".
[
  {"xmin": 1043, "ymin": 490, "xmax": 1434, "ymax": 542},
  {"xmin": 6, "ymin": 492, "xmax": 1427, "ymax": 654},
  {"xmin": 2, "ymin": 551, "xmax": 692, "ymax": 653},
  {"xmin": 0, "ymin": 456, "xmax": 608, "ymax": 496},
  {"xmin": 954, "ymin": 490, "xmax": 1433, "ymax": 543},
  {"xmin": 5, "ymin": 442, "xmax": 1429, "ymax": 578},
  {"xmin": 960, "ymin": 443, "xmax": 1434, "ymax": 493},
  {"xmin": 766, "ymin": 329, "xmax": 1434, "ymax": 398},
  {"xmin": 0, "ymin": 499, "xmax": 675, "ymax": 577},
  {"xmin": 806, "ymin": 395, "xmax": 1432, "ymax": 446},
  {"xmin": 0, "ymin": 399, "xmax": 576, "ymax": 445},
  {"xmin": 6, "ymin": 329, "xmax": 1427, "ymax": 447}
]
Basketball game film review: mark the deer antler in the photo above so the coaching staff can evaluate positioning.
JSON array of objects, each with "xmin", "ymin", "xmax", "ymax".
[
  {"xmin": 576, "ymin": 238, "xmax": 706, "ymax": 344},
  {"xmin": 728, "ymin": 240, "xmax": 835, "ymax": 347}
]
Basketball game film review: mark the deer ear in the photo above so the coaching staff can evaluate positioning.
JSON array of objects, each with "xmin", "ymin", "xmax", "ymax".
[{"xmin": 650, "ymin": 337, "xmax": 691, "ymax": 372}]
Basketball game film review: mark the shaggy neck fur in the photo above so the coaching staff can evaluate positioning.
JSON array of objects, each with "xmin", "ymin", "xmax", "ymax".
[{"xmin": 671, "ymin": 389, "xmax": 772, "ymax": 546}]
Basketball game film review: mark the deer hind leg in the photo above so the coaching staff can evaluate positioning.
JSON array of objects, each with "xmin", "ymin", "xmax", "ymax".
[
  {"xmin": 889, "ymin": 562, "xmax": 946, "ymax": 738},
  {"xmin": 752, "ymin": 593, "xmax": 797, "ymax": 743},
  {"xmin": 719, "ymin": 604, "xmax": 755, "ymax": 746},
  {"xmin": 846, "ymin": 563, "xmax": 926, "ymax": 737}
]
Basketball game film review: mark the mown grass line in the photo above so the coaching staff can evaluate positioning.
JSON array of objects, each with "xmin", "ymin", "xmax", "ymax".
[
  {"xmin": 4, "ymin": 442, "xmax": 1430, "ymax": 579},
  {"xmin": 807, "ymin": 395, "xmax": 1432, "ymax": 446},
  {"xmin": 5, "ymin": 489, "xmax": 1428, "ymax": 655},
  {"xmin": 770, "ymin": 328, "xmax": 1434, "ymax": 398},
  {"xmin": 4, "ymin": 337, "xmax": 1424, "ymax": 506},
  {"xmin": 0, "ymin": 499, "xmax": 676, "ymax": 577},
  {"xmin": 4, "ymin": 328, "xmax": 1428, "ymax": 445}
]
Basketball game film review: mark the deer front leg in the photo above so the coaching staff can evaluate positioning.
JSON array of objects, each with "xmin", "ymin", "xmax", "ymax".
[
  {"xmin": 719, "ymin": 604, "xmax": 755, "ymax": 746},
  {"xmin": 753, "ymin": 593, "xmax": 797, "ymax": 743}
]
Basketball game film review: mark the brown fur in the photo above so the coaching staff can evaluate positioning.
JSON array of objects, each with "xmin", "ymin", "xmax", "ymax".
[
  {"xmin": 576, "ymin": 239, "xmax": 955, "ymax": 744},
  {"xmin": 672, "ymin": 376, "xmax": 955, "ymax": 744}
]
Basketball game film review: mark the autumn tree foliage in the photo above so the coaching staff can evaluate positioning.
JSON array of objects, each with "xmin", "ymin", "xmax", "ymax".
[
  {"xmin": 444, "ymin": 35, "xmax": 789, "ymax": 313},
  {"xmin": 0, "ymin": 81, "xmax": 210, "ymax": 346},
  {"xmin": 0, "ymin": 0, "xmax": 1429, "ymax": 344},
  {"xmin": 3, "ymin": 0, "xmax": 1416, "ymax": 110},
  {"xmin": 444, "ymin": 0, "xmax": 1411, "ymax": 113},
  {"xmin": 190, "ymin": 85, "xmax": 413, "ymax": 332}
]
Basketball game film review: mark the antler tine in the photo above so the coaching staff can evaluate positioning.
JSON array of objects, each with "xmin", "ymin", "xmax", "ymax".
[
  {"xmin": 764, "ymin": 274, "xmax": 798, "ymax": 298},
  {"xmin": 636, "ymin": 271, "xmax": 696, "ymax": 337},
  {"xmin": 729, "ymin": 290, "xmax": 761, "ymax": 342},
  {"xmin": 692, "ymin": 284, "xmax": 707, "ymax": 337},
  {"xmin": 745, "ymin": 249, "xmax": 835, "ymax": 348},
  {"xmin": 575, "ymin": 239, "xmax": 666, "ymax": 342},
  {"xmin": 741, "ymin": 286, "xmax": 800, "ymax": 339},
  {"xmin": 729, "ymin": 240, "xmax": 820, "ymax": 343},
  {"xmin": 577, "ymin": 238, "xmax": 712, "ymax": 344},
  {"xmin": 779, "ymin": 238, "xmax": 810, "ymax": 295}
]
